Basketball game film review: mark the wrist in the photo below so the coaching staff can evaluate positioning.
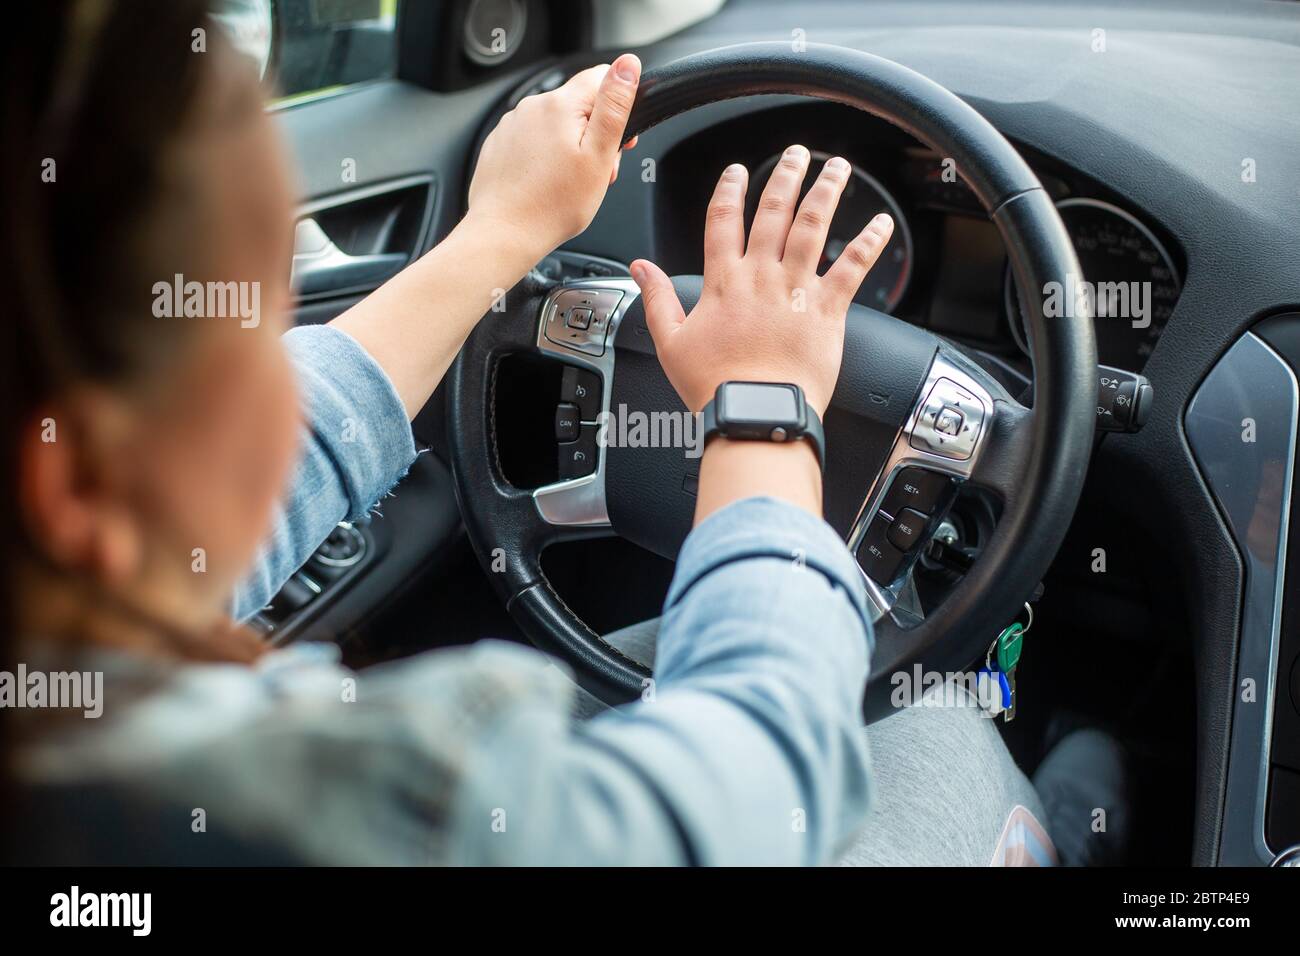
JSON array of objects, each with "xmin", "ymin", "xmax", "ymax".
[
  {"xmin": 456, "ymin": 208, "xmax": 550, "ymax": 281},
  {"xmin": 700, "ymin": 380, "xmax": 825, "ymax": 472},
  {"xmin": 694, "ymin": 437, "xmax": 822, "ymax": 525}
]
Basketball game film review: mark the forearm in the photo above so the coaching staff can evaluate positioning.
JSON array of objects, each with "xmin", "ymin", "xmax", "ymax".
[
  {"xmin": 329, "ymin": 212, "xmax": 540, "ymax": 418},
  {"xmin": 589, "ymin": 521, "xmax": 873, "ymax": 864},
  {"xmin": 694, "ymin": 437, "xmax": 822, "ymax": 525},
  {"xmin": 450, "ymin": 498, "xmax": 874, "ymax": 866},
  {"xmin": 231, "ymin": 325, "xmax": 417, "ymax": 619}
]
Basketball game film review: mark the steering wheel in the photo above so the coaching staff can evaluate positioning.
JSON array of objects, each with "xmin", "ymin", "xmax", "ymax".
[{"xmin": 448, "ymin": 42, "xmax": 1097, "ymax": 719}]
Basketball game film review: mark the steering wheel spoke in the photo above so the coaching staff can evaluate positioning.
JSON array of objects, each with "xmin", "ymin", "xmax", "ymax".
[
  {"xmin": 845, "ymin": 349, "xmax": 999, "ymax": 621},
  {"xmin": 965, "ymin": 394, "xmax": 1034, "ymax": 504},
  {"xmin": 530, "ymin": 277, "xmax": 642, "ymax": 531}
]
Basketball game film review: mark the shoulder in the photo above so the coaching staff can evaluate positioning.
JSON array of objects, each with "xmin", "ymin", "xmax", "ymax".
[{"xmin": 12, "ymin": 640, "xmax": 574, "ymax": 864}]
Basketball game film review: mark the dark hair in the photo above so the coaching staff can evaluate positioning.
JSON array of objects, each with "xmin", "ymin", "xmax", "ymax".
[
  {"xmin": 0, "ymin": 0, "xmax": 234, "ymax": 853},
  {"xmin": 5, "ymin": 0, "xmax": 229, "ymax": 394}
]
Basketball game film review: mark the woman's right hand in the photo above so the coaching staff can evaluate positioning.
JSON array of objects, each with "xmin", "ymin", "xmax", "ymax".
[
  {"xmin": 629, "ymin": 145, "xmax": 894, "ymax": 418},
  {"xmin": 467, "ymin": 54, "xmax": 641, "ymax": 261}
]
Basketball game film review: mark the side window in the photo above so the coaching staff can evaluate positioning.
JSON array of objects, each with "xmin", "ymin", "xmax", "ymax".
[{"xmin": 216, "ymin": 0, "xmax": 400, "ymax": 105}]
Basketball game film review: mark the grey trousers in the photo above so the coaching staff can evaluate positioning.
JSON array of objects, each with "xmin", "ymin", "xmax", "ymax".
[{"xmin": 574, "ymin": 617, "xmax": 1054, "ymax": 866}]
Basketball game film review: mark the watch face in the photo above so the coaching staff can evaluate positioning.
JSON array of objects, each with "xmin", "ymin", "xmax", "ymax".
[{"xmin": 720, "ymin": 382, "xmax": 802, "ymax": 426}]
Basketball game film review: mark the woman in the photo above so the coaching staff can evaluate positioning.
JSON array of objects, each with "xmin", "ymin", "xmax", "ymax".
[{"xmin": 2, "ymin": 0, "xmax": 1069, "ymax": 865}]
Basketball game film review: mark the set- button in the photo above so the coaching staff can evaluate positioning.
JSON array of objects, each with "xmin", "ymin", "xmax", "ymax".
[{"xmin": 857, "ymin": 515, "xmax": 906, "ymax": 585}]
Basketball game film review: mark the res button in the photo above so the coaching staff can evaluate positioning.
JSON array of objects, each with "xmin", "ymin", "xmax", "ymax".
[{"xmin": 887, "ymin": 508, "xmax": 931, "ymax": 553}]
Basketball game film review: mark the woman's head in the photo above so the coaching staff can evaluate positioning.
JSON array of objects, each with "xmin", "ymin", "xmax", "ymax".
[{"xmin": 4, "ymin": 0, "xmax": 302, "ymax": 656}]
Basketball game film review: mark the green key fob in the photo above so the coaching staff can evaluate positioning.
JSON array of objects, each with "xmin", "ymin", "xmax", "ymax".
[{"xmin": 996, "ymin": 623, "xmax": 1024, "ymax": 673}]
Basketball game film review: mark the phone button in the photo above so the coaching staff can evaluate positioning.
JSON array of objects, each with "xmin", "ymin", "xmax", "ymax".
[{"xmin": 558, "ymin": 425, "xmax": 599, "ymax": 479}]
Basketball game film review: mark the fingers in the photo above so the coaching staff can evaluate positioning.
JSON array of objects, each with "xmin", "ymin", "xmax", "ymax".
[
  {"xmin": 581, "ymin": 53, "xmax": 641, "ymax": 157},
  {"xmin": 630, "ymin": 259, "xmax": 685, "ymax": 347},
  {"xmin": 746, "ymin": 144, "xmax": 810, "ymax": 259},
  {"xmin": 782, "ymin": 156, "xmax": 851, "ymax": 271},
  {"xmin": 703, "ymin": 164, "xmax": 749, "ymax": 267},
  {"xmin": 824, "ymin": 213, "xmax": 896, "ymax": 302}
]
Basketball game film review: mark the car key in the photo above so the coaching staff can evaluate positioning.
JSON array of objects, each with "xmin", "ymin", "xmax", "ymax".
[{"xmin": 995, "ymin": 606, "xmax": 1032, "ymax": 723}]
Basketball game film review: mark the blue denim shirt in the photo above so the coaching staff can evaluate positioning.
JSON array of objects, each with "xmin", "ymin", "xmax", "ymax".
[
  {"xmin": 18, "ymin": 324, "xmax": 875, "ymax": 865},
  {"xmin": 230, "ymin": 325, "xmax": 421, "ymax": 621}
]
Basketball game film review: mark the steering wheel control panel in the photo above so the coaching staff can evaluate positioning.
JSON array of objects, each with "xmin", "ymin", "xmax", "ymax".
[
  {"xmin": 845, "ymin": 353, "xmax": 995, "ymax": 618},
  {"xmin": 556, "ymin": 364, "xmax": 602, "ymax": 479},
  {"xmin": 909, "ymin": 377, "xmax": 987, "ymax": 460},
  {"xmin": 855, "ymin": 466, "xmax": 959, "ymax": 587},
  {"xmin": 542, "ymin": 288, "xmax": 624, "ymax": 357},
  {"xmin": 531, "ymin": 275, "xmax": 643, "ymax": 528}
]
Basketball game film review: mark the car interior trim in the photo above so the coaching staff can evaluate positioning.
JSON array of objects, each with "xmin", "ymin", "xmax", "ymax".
[{"xmin": 1185, "ymin": 330, "xmax": 1298, "ymax": 866}]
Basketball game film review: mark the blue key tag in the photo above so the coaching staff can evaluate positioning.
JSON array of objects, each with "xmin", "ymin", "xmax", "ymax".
[{"xmin": 977, "ymin": 666, "xmax": 1011, "ymax": 716}]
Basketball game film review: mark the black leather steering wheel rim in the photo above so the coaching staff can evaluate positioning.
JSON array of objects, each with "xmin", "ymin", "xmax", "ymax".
[{"xmin": 448, "ymin": 42, "xmax": 1097, "ymax": 718}]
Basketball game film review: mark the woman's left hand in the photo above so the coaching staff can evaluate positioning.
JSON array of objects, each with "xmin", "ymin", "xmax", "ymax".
[{"xmin": 467, "ymin": 53, "xmax": 641, "ymax": 257}]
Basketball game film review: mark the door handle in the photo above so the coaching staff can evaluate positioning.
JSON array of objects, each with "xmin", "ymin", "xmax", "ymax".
[{"xmin": 291, "ymin": 217, "xmax": 406, "ymax": 296}]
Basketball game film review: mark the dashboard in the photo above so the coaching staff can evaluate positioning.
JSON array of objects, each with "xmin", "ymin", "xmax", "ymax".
[{"xmin": 650, "ymin": 101, "xmax": 1184, "ymax": 375}]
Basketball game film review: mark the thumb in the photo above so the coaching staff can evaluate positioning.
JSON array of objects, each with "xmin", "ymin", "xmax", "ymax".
[
  {"xmin": 630, "ymin": 259, "xmax": 684, "ymax": 349},
  {"xmin": 583, "ymin": 53, "xmax": 640, "ymax": 157}
]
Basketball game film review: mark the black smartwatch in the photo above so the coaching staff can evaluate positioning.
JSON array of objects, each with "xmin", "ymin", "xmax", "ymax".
[{"xmin": 700, "ymin": 381, "xmax": 825, "ymax": 470}]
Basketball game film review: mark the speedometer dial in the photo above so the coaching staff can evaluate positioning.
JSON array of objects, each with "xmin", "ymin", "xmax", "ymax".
[
  {"xmin": 1005, "ymin": 198, "xmax": 1181, "ymax": 369},
  {"xmin": 749, "ymin": 150, "xmax": 913, "ymax": 313}
]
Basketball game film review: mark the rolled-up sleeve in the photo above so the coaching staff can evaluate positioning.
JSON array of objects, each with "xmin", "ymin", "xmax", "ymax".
[
  {"xmin": 230, "ymin": 325, "xmax": 417, "ymax": 621},
  {"xmin": 447, "ymin": 497, "xmax": 875, "ymax": 866}
]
